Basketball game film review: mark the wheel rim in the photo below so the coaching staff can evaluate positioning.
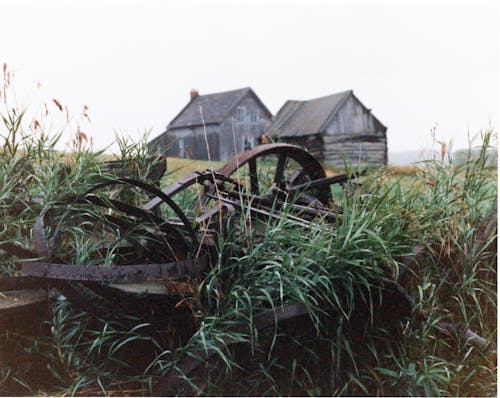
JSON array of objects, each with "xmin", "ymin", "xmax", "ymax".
[{"xmin": 218, "ymin": 143, "xmax": 331, "ymax": 206}]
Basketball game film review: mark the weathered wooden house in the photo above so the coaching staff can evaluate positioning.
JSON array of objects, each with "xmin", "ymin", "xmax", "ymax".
[
  {"xmin": 148, "ymin": 87, "xmax": 272, "ymax": 161},
  {"xmin": 266, "ymin": 90, "xmax": 387, "ymax": 168}
]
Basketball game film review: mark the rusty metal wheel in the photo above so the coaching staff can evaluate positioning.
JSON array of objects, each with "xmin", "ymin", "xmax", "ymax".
[
  {"xmin": 217, "ymin": 143, "xmax": 332, "ymax": 207},
  {"xmin": 32, "ymin": 178, "xmax": 197, "ymax": 264},
  {"xmin": 19, "ymin": 178, "xmax": 209, "ymax": 320}
]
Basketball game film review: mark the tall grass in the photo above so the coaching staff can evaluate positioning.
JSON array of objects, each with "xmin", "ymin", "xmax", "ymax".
[
  {"xmin": 144, "ymin": 132, "xmax": 496, "ymax": 396},
  {"xmin": 0, "ymin": 70, "xmax": 496, "ymax": 396},
  {"xmin": 0, "ymin": 73, "xmax": 170, "ymax": 394}
]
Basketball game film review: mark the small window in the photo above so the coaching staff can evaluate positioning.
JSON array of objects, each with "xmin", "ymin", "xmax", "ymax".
[
  {"xmin": 243, "ymin": 137, "xmax": 251, "ymax": 151},
  {"xmin": 237, "ymin": 106, "xmax": 246, "ymax": 122},
  {"xmin": 251, "ymin": 109, "xmax": 259, "ymax": 123}
]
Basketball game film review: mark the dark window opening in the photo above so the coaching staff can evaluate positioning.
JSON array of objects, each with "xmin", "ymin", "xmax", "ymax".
[
  {"xmin": 251, "ymin": 109, "xmax": 259, "ymax": 123},
  {"xmin": 237, "ymin": 106, "xmax": 246, "ymax": 122}
]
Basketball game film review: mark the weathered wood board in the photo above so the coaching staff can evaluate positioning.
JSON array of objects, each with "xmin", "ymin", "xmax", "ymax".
[{"xmin": 0, "ymin": 289, "xmax": 48, "ymax": 332}]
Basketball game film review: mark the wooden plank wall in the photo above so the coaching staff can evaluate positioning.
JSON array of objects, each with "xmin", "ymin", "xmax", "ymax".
[{"xmin": 324, "ymin": 95, "xmax": 387, "ymax": 168}]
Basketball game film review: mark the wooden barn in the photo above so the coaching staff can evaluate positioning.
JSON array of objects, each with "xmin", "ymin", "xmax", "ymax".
[
  {"xmin": 148, "ymin": 87, "xmax": 272, "ymax": 161},
  {"xmin": 266, "ymin": 90, "xmax": 387, "ymax": 168}
]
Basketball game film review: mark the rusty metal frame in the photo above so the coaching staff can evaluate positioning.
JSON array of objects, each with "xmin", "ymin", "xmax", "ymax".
[
  {"xmin": 21, "ymin": 256, "xmax": 209, "ymax": 283},
  {"xmin": 0, "ymin": 144, "xmax": 367, "ymax": 304}
]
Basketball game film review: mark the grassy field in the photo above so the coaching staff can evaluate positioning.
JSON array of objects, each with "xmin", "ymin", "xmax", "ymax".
[
  {"xmin": 163, "ymin": 159, "xmax": 421, "ymax": 187},
  {"xmin": 162, "ymin": 157, "xmax": 224, "ymax": 185}
]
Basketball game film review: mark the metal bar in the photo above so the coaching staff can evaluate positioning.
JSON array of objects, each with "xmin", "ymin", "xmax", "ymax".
[
  {"xmin": 223, "ymin": 191, "xmax": 342, "ymax": 223},
  {"xmin": 21, "ymin": 255, "xmax": 209, "ymax": 283},
  {"xmin": 289, "ymin": 169, "xmax": 367, "ymax": 194},
  {"xmin": 205, "ymin": 192, "xmax": 313, "ymax": 228}
]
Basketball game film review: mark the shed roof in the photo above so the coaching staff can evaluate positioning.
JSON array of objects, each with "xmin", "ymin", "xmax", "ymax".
[
  {"xmin": 168, "ymin": 87, "xmax": 272, "ymax": 129},
  {"xmin": 267, "ymin": 90, "xmax": 354, "ymax": 137}
]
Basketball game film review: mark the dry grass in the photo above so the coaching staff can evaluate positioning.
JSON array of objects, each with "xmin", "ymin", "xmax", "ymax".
[{"xmin": 386, "ymin": 165, "xmax": 421, "ymax": 176}]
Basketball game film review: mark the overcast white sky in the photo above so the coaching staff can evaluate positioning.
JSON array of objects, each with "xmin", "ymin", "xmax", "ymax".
[{"xmin": 0, "ymin": 0, "xmax": 498, "ymax": 155}]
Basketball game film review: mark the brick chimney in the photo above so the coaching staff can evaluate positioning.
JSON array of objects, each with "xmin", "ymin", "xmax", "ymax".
[{"xmin": 190, "ymin": 89, "xmax": 199, "ymax": 101}]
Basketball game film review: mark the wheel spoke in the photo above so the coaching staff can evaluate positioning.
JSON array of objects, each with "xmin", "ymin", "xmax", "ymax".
[
  {"xmin": 288, "ymin": 168, "xmax": 308, "ymax": 185},
  {"xmin": 248, "ymin": 158, "xmax": 260, "ymax": 195},
  {"xmin": 274, "ymin": 152, "xmax": 287, "ymax": 184}
]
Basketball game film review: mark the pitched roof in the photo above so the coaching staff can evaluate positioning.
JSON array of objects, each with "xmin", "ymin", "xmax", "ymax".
[
  {"xmin": 168, "ymin": 87, "xmax": 271, "ymax": 129},
  {"xmin": 266, "ymin": 90, "xmax": 352, "ymax": 137}
]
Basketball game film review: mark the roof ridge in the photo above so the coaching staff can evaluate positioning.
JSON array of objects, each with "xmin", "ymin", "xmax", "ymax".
[
  {"xmin": 167, "ymin": 97, "xmax": 197, "ymax": 129},
  {"xmin": 266, "ymin": 90, "xmax": 354, "ymax": 138},
  {"xmin": 197, "ymin": 87, "xmax": 251, "ymax": 98},
  {"xmin": 167, "ymin": 87, "xmax": 255, "ymax": 130},
  {"xmin": 318, "ymin": 90, "xmax": 353, "ymax": 132},
  {"xmin": 287, "ymin": 90, "xmax": 353, "ymax": 104}
]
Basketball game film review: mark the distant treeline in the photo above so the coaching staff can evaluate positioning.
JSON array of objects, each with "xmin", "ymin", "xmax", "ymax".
[
  {"xmin": 452, "ymin": 147, "xmax": 498, "ymax": 168},
  {"xmin": 389, "ymin": 147, "xmax": 498, "ymax": 167}
]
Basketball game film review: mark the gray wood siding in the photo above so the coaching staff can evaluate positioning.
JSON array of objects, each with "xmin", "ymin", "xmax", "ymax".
[
  {"xmin": 150, "ymin": 125, "xmax": 220, "ymax": 160},
  {"xmin": 324, "ymin": 96, "xmax": 387, "ymax": 168},
  {"xmin": 279, "ymin": 135, "xmax": 323, "ymax": 161},
  {"xmin": 218, "ymin": 96, "xmax": 271, "ymax": 161},
  {"xmin": 150, "ymin": 93, "xmax": 271, "ymax": 161}
]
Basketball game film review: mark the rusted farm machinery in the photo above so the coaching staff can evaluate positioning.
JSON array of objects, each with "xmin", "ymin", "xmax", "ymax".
[{"xmin": 0, "ymin": 143, "xmax": 411, "ymax": 394}]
